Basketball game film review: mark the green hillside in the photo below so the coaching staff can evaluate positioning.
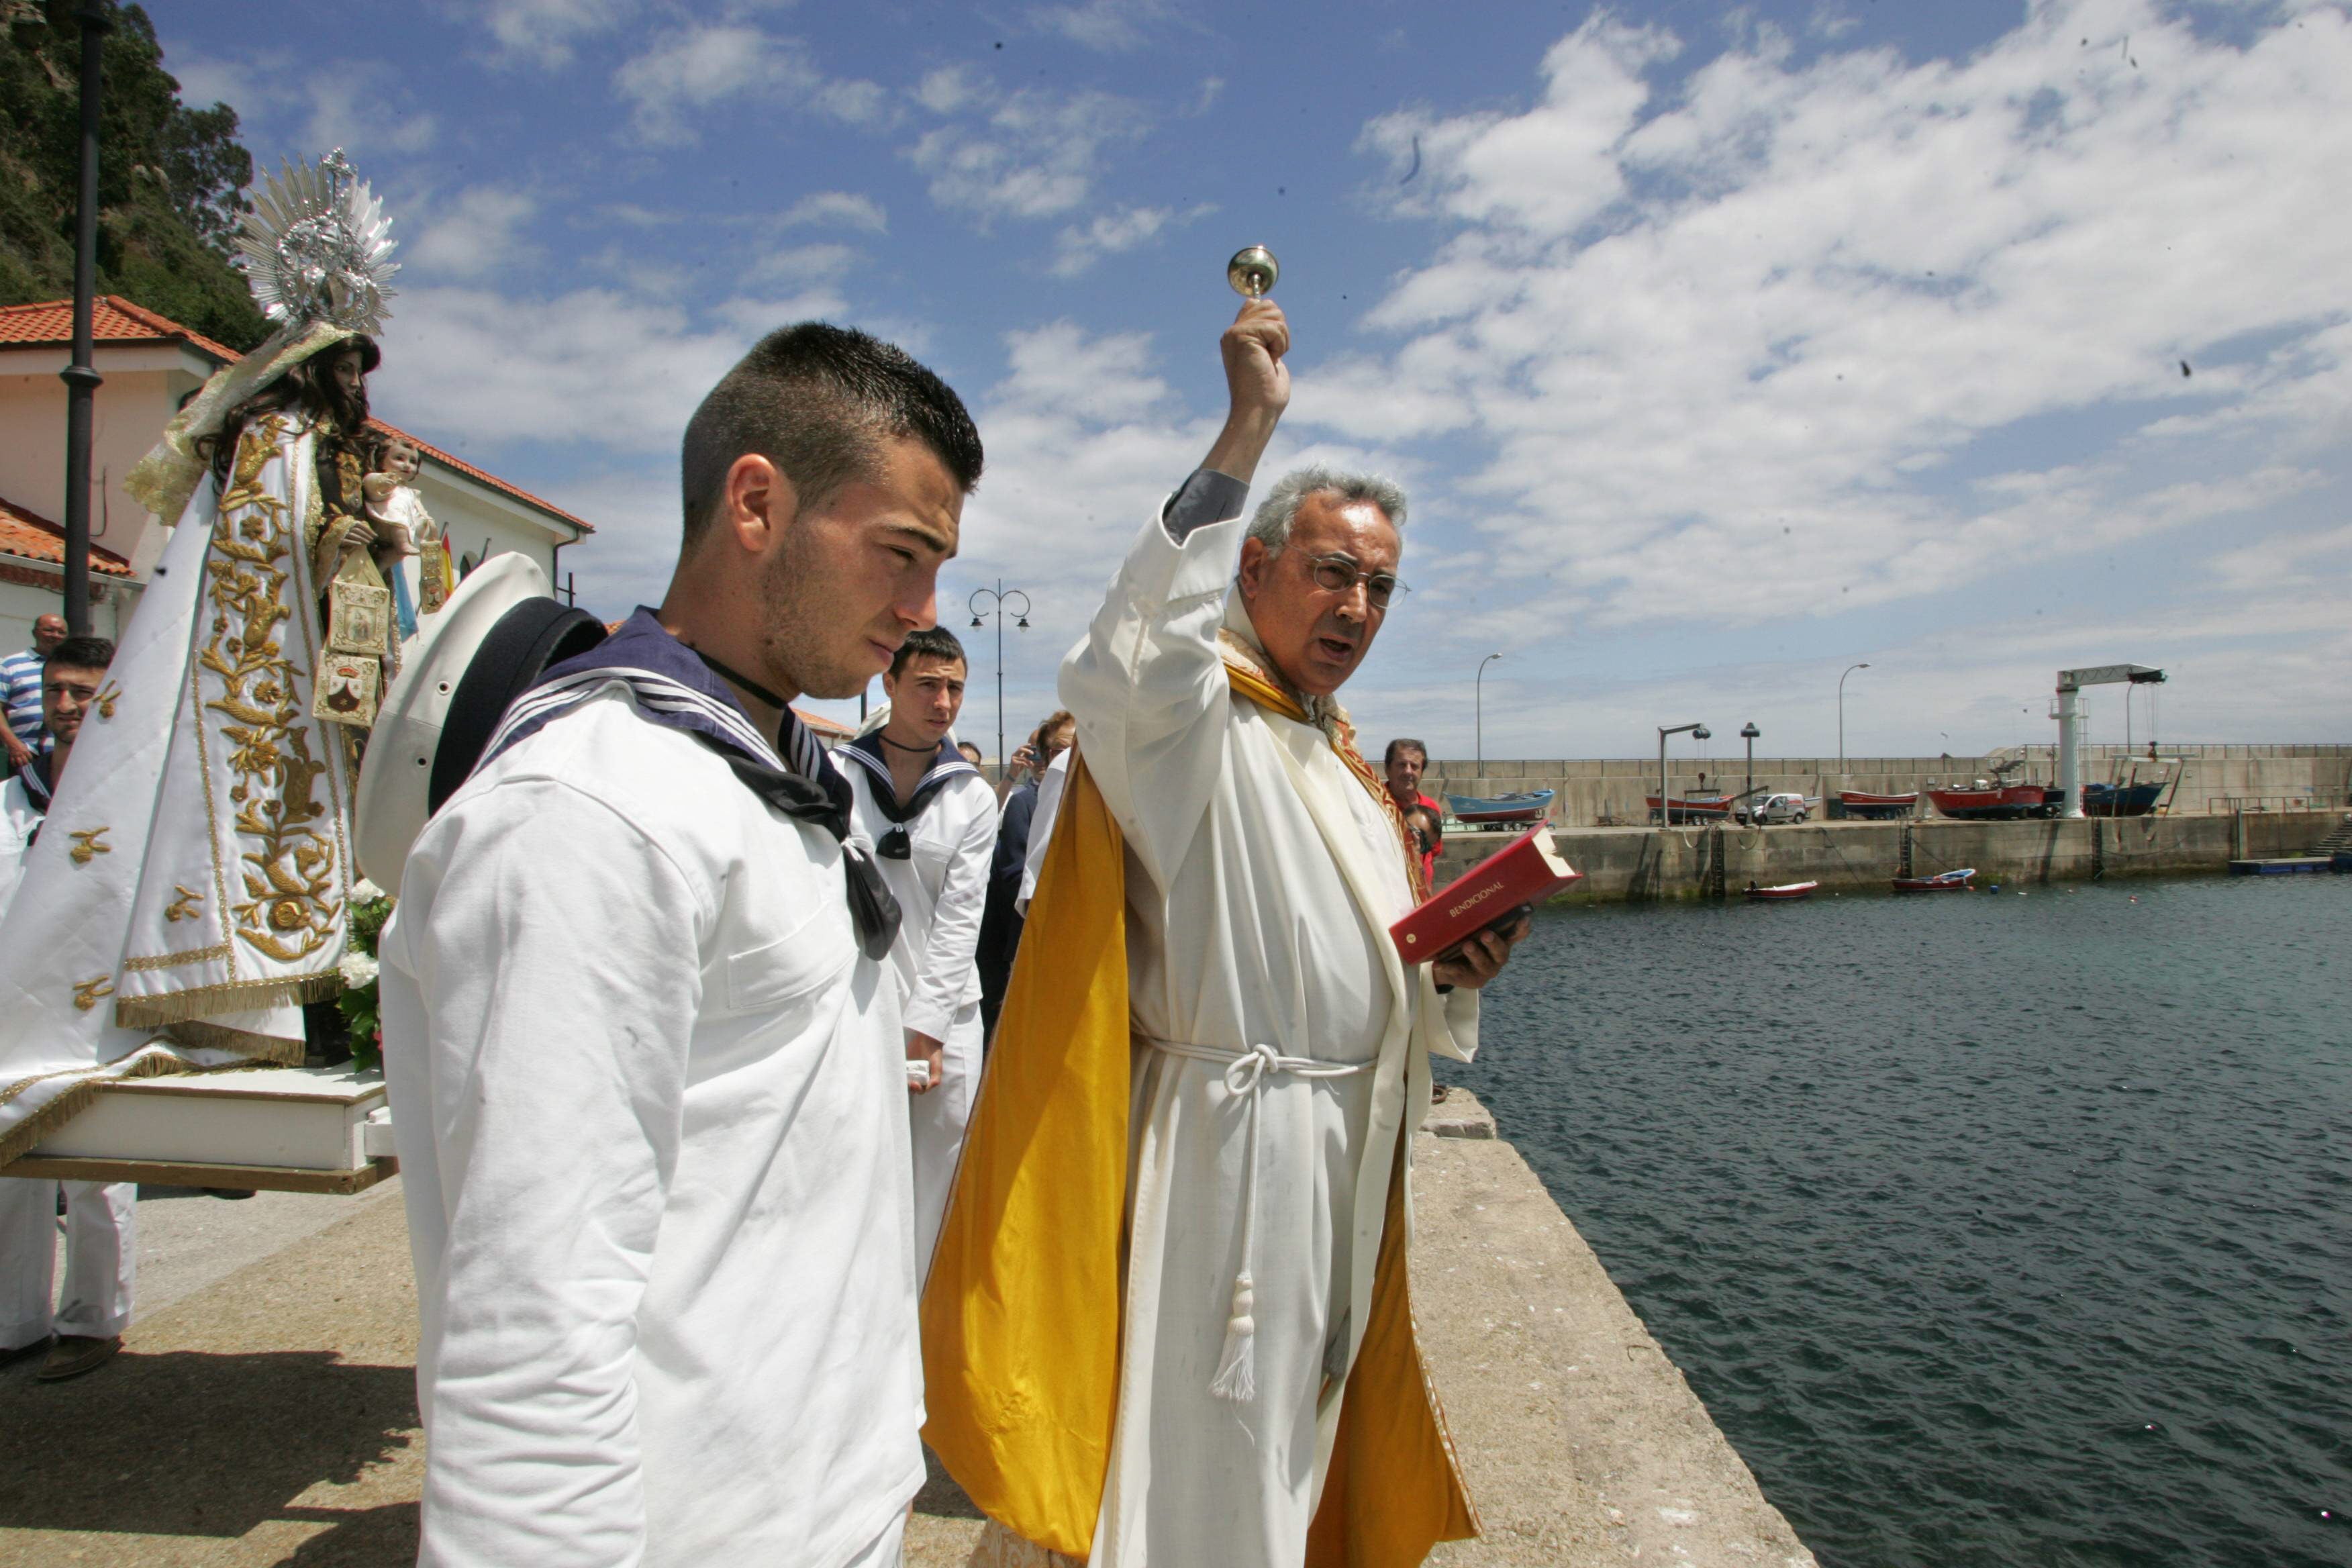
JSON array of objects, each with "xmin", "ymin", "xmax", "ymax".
[{"xmin": 0, "ymin": 0, "xmax": 266, "ymax": 350}]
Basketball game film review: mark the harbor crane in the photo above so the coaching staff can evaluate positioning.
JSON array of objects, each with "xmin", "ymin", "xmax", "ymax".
[{"xmin": 2053, "ymin": 664, "xmax": 2165, "ymax": 818}]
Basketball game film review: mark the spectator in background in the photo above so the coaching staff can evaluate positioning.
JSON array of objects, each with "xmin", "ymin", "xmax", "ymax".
[
  {"xmin": 977, "ymin": 709, "xmax": 1073, "ymax": 1036},
  {"xmin": 957, "ymin": 739, "xmax": 985, "ymax": 771},
  {"xmin": 1, "ymin": 612, "xmax": 66, "ymax": 778},
  {"xmin": 1385, "ymin": 737, "xmax": 1441, "ymax": 885},
  {"xmin": 1, "ymin": 634, "xmax": 136, "ymax": 1384},
  {"xmin": 1404, "ymin": 803, "xmax": 1443, "ymax": 877}
]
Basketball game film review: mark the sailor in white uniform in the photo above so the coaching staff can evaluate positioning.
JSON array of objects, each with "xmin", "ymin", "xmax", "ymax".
[
  {"xmin": 379, "ymin": 322, "xmax": 983, "ymax": 1568},
  {"xmin": 837, "ymin": 625, "xmax": 999, "ymax": 1275}
]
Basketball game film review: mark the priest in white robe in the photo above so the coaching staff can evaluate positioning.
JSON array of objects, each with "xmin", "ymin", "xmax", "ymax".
[
  {"xmin": 924, "ymin": 300, "xmax": 1527, "ymax": 1567},
  {"xmin": 381, "ymin": 322, "xmax": 983, "ymax": 1568},
  {"xmin": 836, "ymin": 625, "xmax": 999, "ymax": 1275}
]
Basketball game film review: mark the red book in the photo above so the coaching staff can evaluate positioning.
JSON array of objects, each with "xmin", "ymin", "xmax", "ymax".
[{"xmin": 1389, "ymin": 824, "xmax": 1581, "ymax": 963}]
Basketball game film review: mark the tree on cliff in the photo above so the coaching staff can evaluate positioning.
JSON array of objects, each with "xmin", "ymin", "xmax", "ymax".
[{"xmin": 0, "ymin": 0, "xmax": 268, "ymax": 350}]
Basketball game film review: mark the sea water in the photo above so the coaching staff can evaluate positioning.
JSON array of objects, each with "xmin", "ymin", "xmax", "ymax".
[{"xmin": 1459, "ymin": 873, "xmax": 2350, "ymax": 1567}]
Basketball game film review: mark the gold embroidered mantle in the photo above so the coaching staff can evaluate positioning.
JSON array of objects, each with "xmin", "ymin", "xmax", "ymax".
[{"xmin": 110, "ymin": 413, "xmax": 357, "ymax": 1032}]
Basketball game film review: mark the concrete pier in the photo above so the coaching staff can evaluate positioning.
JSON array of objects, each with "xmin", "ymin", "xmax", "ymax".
[
  {"xmin": 1436, "ymin": 807, "xmax": 2349, "ymax": 900},
  {"xmin": 909, "ymin": 1088, "xmax": 1818, "ymax": 1565},
  {"xmin": 0, "ymin": 1095, "xmax": 1815, "ymax": 1567}
]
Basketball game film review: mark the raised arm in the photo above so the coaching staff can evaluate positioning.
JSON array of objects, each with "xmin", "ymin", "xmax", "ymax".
[{"xmin": 1057, "ymin": 299, "xmax": 1291, "ymax": 887}]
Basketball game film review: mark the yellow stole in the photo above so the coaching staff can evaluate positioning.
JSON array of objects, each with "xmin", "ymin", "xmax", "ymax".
[{"xmin": 919, "ymin": 660, "xmax": 1474, "ymax": 1565}]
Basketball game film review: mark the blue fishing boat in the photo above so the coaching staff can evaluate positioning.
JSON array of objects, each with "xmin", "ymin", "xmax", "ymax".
[{"xmin": 1446, "ymin": 789, "xmax": 1555, "ymax": 826}]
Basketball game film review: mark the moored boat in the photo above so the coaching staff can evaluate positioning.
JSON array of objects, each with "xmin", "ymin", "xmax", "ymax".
[
  {"xmin": 1446, "ymin": 789, "xmax": 1555, "ymax": 825},
  {"xmin": 1893, "ymin": 867, "xmax": 1976, "ymax": 892},
  {"xmin": 2078, "ymin": 781, "xmax": 2167, "ymax": 818},
  {"xmin": 1837, "ymin": 789, "xmax": 1919, "ymax": 820},
  {"xmin": 1744, "ymin": 880, "xmax": 1818, "ymax": 900},
  {"xmin": 1645, "ymin": 793, "xmax": 1734, "ymax": 824},
  {"xmin": 1927, "ymin": 783, "xmax": 2050, "ymax": 821}
]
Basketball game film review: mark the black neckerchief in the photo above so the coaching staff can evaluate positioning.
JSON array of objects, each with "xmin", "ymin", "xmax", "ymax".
[
  {"xmin": 836, "ymin": 730, "xmax": 979, "ymax": 859},
  {"xmin": 483, "ymin": 607, "xmax": 899, "ymax": 957}
]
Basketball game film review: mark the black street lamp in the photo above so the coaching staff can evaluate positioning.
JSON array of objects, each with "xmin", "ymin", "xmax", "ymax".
[
  {"xmin": 967, "ymin": 581, "xmax": 1030, "ymax": 781},
  {"xmin": 60, "ymin": 0, "xmax": 111, "ymax": 636},
  {"xmin": 1741, "ymin": 721, "xmax": 1761, "ymax": 809}
]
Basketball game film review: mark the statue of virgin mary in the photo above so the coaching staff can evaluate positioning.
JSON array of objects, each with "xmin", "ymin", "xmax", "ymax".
[{"xmin": 0, "ymin": 150, "xmax": 402, "ymax": 1165}]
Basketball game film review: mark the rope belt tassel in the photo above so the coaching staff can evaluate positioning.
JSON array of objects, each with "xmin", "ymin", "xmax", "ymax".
[{"xmin": 1142, "ymin": 1037, "xmax": 1375, "ymax": 1404}]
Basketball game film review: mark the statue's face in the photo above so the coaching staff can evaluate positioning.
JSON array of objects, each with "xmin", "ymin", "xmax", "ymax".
[
  {"xmin": 331, "ymin": 348, "xmax": 364, "ymax": 400},
  {"xmin": 384, "ymin": 443, "xmax": 420, "ymax": 482}
]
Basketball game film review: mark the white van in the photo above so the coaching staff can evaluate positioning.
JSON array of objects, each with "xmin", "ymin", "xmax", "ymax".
[{"xmin": 1738, "ymin": 791, "xmax": 1814, "ymax": 824}]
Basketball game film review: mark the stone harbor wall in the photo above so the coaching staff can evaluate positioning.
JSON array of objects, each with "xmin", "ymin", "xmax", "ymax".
[
  {"xmin": 1424, "ymin": 745, "xmax": 2352, "ymax": 828},
  {"xmin": 1432, "ymin": 809, "xmax": 2347, "ymax": 898}
]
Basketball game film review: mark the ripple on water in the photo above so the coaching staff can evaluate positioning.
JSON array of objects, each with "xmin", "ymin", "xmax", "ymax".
[{"xmin": 1457, "ymin": 874, "xmax": 2352, "ymax": 1568}]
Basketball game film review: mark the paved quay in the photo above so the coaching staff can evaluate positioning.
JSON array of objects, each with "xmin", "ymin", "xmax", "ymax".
[{"xmin": 0, "ymin": 1093, "xmax": 1812, "ymax": 1567}]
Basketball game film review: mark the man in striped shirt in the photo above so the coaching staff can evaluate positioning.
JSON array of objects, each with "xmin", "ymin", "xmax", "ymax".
[{"xmin": 1, "ymin": 613, "xmax": 66, "ymax": 776}]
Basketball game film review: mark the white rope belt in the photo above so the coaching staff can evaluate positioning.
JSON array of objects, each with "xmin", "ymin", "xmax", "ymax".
[{"xmin": 1140, "ymin": 1037, "xmax": 1374, "ymax": 1403}]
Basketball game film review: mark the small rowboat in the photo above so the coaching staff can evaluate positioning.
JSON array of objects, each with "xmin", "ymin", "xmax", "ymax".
[
  {"xmin": 1645, "ymin": 794, "xmax": 1734, "ymax": 824},
  {"xmin": 1446, "ymin": 789, "xmax": 1554, "ymax": 826},
  {"xmin": 1893, "ymin": 867, "xmax": 1976, "ymax": 893},
  {"xmin": 1837, "ymin": 789, "xmax": 1918, "ymax": 820},
  {"xmin": 1744, "ymin": 880, "xmax": 1818, "ymax": 900}
]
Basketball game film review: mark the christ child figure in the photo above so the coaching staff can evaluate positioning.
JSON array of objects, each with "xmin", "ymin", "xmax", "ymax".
[{"xmin": 362, "ymin": 434, "xmax": 448, "ymax": 634}]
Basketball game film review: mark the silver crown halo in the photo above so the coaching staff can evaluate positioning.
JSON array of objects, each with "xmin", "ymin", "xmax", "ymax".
[{"xmin": 235, "ymin": 148, "xmax": 400, "ymax": 337}]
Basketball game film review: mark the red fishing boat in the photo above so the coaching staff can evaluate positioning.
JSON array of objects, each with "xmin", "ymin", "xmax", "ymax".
[
  {"xmin": 1892, "ymin": 867, "xmax": 1976, "ymax": 893},
  {"xmin": 1926, "ymin": 783, "xmax": 2050, "ymax": 821},
  {"xmin": 1743, "ymin": 880, "xmax": 1818, "ymax": 900},
  {"xmin": 1836, "ymin": 789, "xmax": 1918, "ymax": 820},
  {"xmin": 1645, "ymin": 794, "xmax": 1733, "ymax": 824}
]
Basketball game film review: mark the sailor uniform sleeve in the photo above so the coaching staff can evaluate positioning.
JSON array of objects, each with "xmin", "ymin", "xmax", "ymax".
[
  {"xmin": 1059, "ymin": 473, "xmax": 1253, "ymax": 888},
  {"xmin": 388, "ymin": 775, "xmax": 709, "ymax": 1568},
  {"xmin": 905, "ymin": 780, "xmax": 997, "ymax": 1041}
]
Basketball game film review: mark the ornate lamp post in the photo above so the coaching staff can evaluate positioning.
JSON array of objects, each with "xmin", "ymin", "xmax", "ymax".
[
  {"xmin": 1740, "ymin": 721, "xmax": 1761, "ymax": 809},
  {"xmin": 1658, "ymin": 722, "xmax": 1710, "ymax": 824},
  {"xmin": 967, "ymin": 581, "xmax": 1030, "ymax": 781},
  {"xmin": 1837, "ymin": 663, "xmax": 1870, "ymax": 777},
  {"xmin": 1475, "ymin": 653, "xmax": 1502, "ymax": 777}
]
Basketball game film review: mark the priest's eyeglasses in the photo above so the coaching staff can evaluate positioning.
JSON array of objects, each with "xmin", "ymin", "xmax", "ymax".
[{"xmin": 1302, "ymin": 553, "xmax": 1408, "ymax": 609}]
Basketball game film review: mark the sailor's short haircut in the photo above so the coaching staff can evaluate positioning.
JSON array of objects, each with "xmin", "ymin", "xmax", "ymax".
[
  {"xmin": 889, "ymin": 624, "xmax": 967, "ymax": 679},
  {"xmin": 44, "ymin": 636, "xmax": 115, "ymax": 673},
  {"xmin": 1246, "ymin": 465, "xmax": 1408, "ymax": 554},
  {"xmin": 679, "ymin": 323, "xmax": 983, "ymax": 544}
]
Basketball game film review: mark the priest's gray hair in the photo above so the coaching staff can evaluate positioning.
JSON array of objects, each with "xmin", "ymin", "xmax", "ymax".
[{"xmin": 1246, "ymin": 465, "xmax": 1409, "ymax": 554}]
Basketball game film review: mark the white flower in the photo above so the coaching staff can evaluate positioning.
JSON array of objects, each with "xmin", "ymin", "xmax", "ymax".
[
  {"xmin": 350, "ymin": 877, "xmax": 387, "ymax": 904},
  {"xmin": 338, "ymin": 950, "xmax": 380, "ymax": 990}
]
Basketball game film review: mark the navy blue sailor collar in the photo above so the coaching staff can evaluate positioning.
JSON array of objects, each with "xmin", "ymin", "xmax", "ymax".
[
  {"xmin": 483, "ymin": 606, "xmax": 900, "ymax": 955},
  {"xmin": 836, "ymin": 729, "xmax": 978, "ymax": 824}
]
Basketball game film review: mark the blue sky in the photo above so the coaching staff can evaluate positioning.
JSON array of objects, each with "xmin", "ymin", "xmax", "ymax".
[{"xmin": 156, "ymin": 0, "xmax": 2351, "ymax": 761}]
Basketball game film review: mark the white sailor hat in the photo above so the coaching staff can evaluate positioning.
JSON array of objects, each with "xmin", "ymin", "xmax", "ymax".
[{"xmin": 353, "ymin": 554, "xmax": 606, "ymax": 894}]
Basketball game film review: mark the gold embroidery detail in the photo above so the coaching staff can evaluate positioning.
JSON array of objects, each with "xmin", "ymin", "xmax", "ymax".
[
  {"xmin": 164, "ymin": 885, "xmax": 205, "ymax": 922},
  {"xmin": 204, "ymin": 417, "xmax": 342, "ymax": 965},
  {"xmin": 66, "ymin": 826, "xmax": 113, "ymax": 865},
  {"xmin": 123, "ymin": 942, "xmax": 233, "ymax": 973},
  {"xmin": 94, "ymin": 681, "xmax": 121, "ymax": 720},
  {"xmin": 72, "ymin": 975, "xmax": 115, "ymax": 1012}
]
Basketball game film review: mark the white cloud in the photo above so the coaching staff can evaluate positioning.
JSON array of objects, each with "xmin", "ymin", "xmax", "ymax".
[
  {"xmin": 615, "ymin": 23, "xmax": 886, "ymax": 146},
  {"xmin": 1319, "ymin": 0, "xmax": 2352, "ymax": 644},
  {"xmin": 166, "ymin": 48, "xmax": 438, "ymax": 161},
  {"xmin": 468, "ymin": 0, "xmax": 636, "ymax": 70},
  {"xmin": 778, "ymin": 191, "xmax": 889, "ymax": 233},
  {"xmin": 407, "ymin": 187, "xmax": 538, "ymax": 279},
  {"xmin": 905, "ymin": 74, "xmax": 1148, "ymax": 222},
  {"xmin": 1047, "ymin": 202, "xmax": 1212, "ymax": 277},
  {"xmin": 1028, "ymin": 0, "xmax": 1170, "ymax": 53},
  {"xmin": 369, "ymin": 285, "xmax": 755, "ymax": 457}
]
